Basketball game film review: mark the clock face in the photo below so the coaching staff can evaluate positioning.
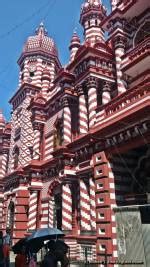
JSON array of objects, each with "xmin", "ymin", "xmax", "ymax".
[{"xmin": 28, "ymin": 64, "xmax": 36, "ymax": 72}]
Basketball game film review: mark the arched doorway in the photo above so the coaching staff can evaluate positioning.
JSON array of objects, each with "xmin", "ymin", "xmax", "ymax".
[
  {"xmin": 53, "ymin": 186, "xmax": 62, "ymax": 230},
  {"xmin": 6, "ymin": 201, "xmax": 15, "ymax": 238},
  {"xmin": 49, "ymin": 182, "xmax": 62, "ymax": 230}
]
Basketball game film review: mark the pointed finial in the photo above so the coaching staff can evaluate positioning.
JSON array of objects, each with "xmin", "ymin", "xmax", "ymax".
[
  {"xmin": 74, "ymin": 27, "xmax": 77, "ymax": 34},
  {"xmin": 35, "ymin": 22, "xmax": 48, "ymax": 36}
]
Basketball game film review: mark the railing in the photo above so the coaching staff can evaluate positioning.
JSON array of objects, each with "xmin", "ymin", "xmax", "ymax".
[
  {"xmin": 122, "ymin": 37, "xmax": 150, "ymax": 69},
  {"xmin": 130, "ymin": 37, "xmax": 149, "ymax": 59},
  {"xmin": 96, "ymin": 85, "xmax": 149, "ymax": 120}
]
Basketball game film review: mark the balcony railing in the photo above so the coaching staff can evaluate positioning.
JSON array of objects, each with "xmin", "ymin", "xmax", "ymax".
[
  {"xmin": 96, "ymin": 84, "xmax": 149, "ymax": 121},
  {"xmin": 122, "ymin": 37, "xmax": 150, "ymax": 70}
]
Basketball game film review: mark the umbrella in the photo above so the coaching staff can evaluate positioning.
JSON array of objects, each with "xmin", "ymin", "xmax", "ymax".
[
  {"xmin": 12, "ymin": 238, "xmax": 28, "ymax": 254},
  {"xmin": 28, "ymin": 227, "xmax": 64, "ymax": 243},
  {"xmin": 26, "ymin": 238, "xmax": 44, "ymax": 253},
  {"xmin": 12, "ymin": 237, "xmax": 44, "ymax": 254}
]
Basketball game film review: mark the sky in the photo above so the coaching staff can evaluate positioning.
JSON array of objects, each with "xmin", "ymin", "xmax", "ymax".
[{"xmin": 0, "ymin": 0, "xmax": 110, "ymax": 121}]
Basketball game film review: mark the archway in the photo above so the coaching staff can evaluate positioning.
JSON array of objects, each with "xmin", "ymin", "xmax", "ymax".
[
  {"xmin": 6, "ymin": 201, "xmax": 15, "ymax": 238},
  {"xmin": 134, "ymin": 20, "xmax": 150, "ymax": 47},
  {"xmin": 48, "ymin": 181, "xmax": 62, "ymax": 229}
]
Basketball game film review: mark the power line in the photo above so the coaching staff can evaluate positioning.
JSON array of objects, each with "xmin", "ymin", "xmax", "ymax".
[
  {"xmin": 0, "ymin": 0, "xmax": 57, "ymax": 85},
  {"xmin": 0, "ymin": 0, "xmax": 54, "ymax": 40}
]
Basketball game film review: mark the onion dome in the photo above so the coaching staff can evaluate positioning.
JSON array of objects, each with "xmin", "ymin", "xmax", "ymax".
[
  {"xmin": 80, "ymin": 0, "xmax": 106, "ymax": 25},
  {"xmin": 0, "ymin": 110, "xmax": 5, "ymax": 129},
  {"xmin": 23, "ymin": 22, "xmax": 58, "ymax": 57},
  {"xmin": 69, "ymin": 31, "xmax": 81, "ymax": 50}
]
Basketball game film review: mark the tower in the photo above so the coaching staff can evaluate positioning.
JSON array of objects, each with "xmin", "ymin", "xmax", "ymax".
[
  {"xmin": 18, "ymin": 22, "xmax": 61, "ymax": 92},
  {"xmin": 80, "ymin": 0, "xmax": 106, "ymax": 46},
  {"xmin": 69, "ymin": 31, "xmax": 81, "ymax": 62},
  {"xmin": 8, "ymin": 23, "xmax": 61, "ymax": 172}
]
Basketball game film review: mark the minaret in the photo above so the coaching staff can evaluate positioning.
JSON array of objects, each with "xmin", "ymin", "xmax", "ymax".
[
  {"xmin": 0, "ymin": 110, "xmax": 5, "ymax": 129},
  {"xmin": 69, "ymin": 31, "xmax": 81, "ymax": 62},
  {"xmin": 18, "ymin": 22, "xmax": 61, "ymax": 89},
  {"xmin": 8, "ymin": 23, "xmax": 61, "ymax": 172},
  {"xmin": 80, "ymin": 0, "xmax": 106, "ymax": 46}
]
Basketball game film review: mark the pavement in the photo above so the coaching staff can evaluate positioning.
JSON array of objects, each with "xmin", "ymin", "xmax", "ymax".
[{"xmin": 10, "ymin": 252, "xmax": 15, "ymax": 267}]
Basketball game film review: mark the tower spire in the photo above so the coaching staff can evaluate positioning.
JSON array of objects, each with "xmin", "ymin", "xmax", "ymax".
[
  {"xmin": 80, "ymin": 0, "xmax": 106, "ymax": 46},
  {"xmin": 35, "ymin": 22, "xmax": 48, "ymax": 36},
  {"xmin": 69, "ymin": 30, "xmax": 81, "ymax": 62}
]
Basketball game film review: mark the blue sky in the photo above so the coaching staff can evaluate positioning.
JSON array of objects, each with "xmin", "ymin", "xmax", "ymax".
[{"xmin": 0, "ymin": 0, "xmax": 110, "ymax": 120}]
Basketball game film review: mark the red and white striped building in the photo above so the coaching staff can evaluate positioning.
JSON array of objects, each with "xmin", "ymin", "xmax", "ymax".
[{"xmin": 0, "ymin": 0, "xmax": 149, "ymax": 263}]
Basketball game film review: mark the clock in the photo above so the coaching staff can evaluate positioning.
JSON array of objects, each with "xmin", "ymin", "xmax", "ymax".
[{"xmin": 28, "ymin": 64, "xmax": 37, "ymax": 72}]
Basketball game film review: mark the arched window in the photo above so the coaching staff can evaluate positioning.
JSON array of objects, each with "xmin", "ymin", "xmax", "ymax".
[
  {"xmin": 134, "ymin": 21, "xmax": 150, "ymax": 47},
  {"xmin": 53, "ymin": 118, "xmax": 63, "ymax": 149},
  {"xmin": 13, "ymin": 146, "xmax": 19, "ymax": 169}
]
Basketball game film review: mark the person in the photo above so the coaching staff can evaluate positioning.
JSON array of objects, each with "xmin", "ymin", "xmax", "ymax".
[
  {"xmin": 54, "ymin": 240, "xmax": 69, "ymax": 267},
  {"xmin": 28, "ymin": 252, "xmax": 37, "ymax": 267},
  {"xmin": 3, "ymin": 228, "xmax": 11, "ymax": 267},
  {"xmin": 0, "ymin": 231, "xmax": 4, "ymax": 267},
  {"xmin": 41, "ymin": 240, "xmax": 69, "ymax": 267},
  {"xmin": 15, "ymin": 246, "xmax": 27, "ymax": 267},
  {"xmin": 41, "ymin": 240, "xmax": 57, "ymax": 267}
]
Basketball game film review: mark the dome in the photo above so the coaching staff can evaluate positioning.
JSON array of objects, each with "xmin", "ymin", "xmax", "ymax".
[
  {"xmin": 69, "ymin": 31, "xmax": 81, "ymax": 49},
  {"xmin": 23, "ymin": 22, "xmax": 58, "ymax": 57},
  {"xmin": 81, "ymin": 0, "xmax": 106, "ymax": 20}
]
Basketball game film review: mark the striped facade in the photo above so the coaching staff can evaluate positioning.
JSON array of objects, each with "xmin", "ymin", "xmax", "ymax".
[{"xmin": 0, "ymin": 0, "xmax": 149, "ymax": 263}]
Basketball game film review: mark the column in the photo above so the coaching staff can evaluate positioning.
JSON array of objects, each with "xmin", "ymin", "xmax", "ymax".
[
  {"xmin": 62, "ymin": 183, "xmax": 72, "ymax": 231},
  {"xmin": 33, "ymin": 123, "xmax": 41, "ymax": 160},
  {"xmin": 1, "ymin": 150, "xmax": 8, "ymax": 177},
  {"xmin": 77, "ymin": 85, "xmax": 88, "ymax": 134},
  {"xmin": 79, "ymin": 179, "xmax": 91, "ymax": 231},
  {"xmin": 63, "ymin": 97, "xmax": 72, "ymax": 144},
  {"xmin": 114, "ymin": 35, "xmax": 126, "ymax": 94},
  {"xmin": 87, "ymin": 77, "xmax": 97, "ymax": 128},
  {"xmin": 49, "ymin": 196, "xmax": 55, "ymax": 228},
  {"xmin": 40, "ymin": 199, "xmax": 49, "ymax": 229},
  {"xmin": 23, "ymin": 59, "xmax": 29, "ymax": 83},
  {"xmin": 102, "ymin": 81, "xmax": 111, "ymax": 105},
  {"xmin": 0, "ymin": 193, "xmax": 3, "ymax": 229},
  {"xmin": 41, "ymin": 69, "xmax": 51, "ymax": 99},
  {"xmin": 49, "ymin": 61, "xmax": 55, "ymax": 86},
  {"xmin": 28, "ymin": 190, "xmax": 38, "ymax": 230},
  {"xmin": 33, "ymin": 58, "xmax": 42, "ymax": 87},
  {"xmin": 89, "ymin": 177, "xmax": 96, "ymax": 230}
]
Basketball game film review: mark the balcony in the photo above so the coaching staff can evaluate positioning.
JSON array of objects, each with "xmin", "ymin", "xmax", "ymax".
[
  {"xmin": 96, "ymin": 83, "xmax": 150, "ymax": 127},
  {"xmin": 122, "ymin": 37, "xmax": 150, "ymax": 78}
]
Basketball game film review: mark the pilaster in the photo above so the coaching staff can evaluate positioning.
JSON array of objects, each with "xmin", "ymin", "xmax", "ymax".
[
  {"xmin": 87, "ymin": 77, "xmax": 98, "ymax": 128},
  {"xmin": 113, "ymin": 30, "xmax": 127, "ymax": 95},
  {"xmin": 94, "ymin": 151, "xmax": 117, "ymax": 262},
  {"xmin": 62, "ymin": 97, "xmax": 72, "ymax": 144},
  {"xmin": 62, "ymin": 183, "xmax": 73, "ymax": 231},
  {"xmin": 102, "ymin": 81, "xmax": 111, "ymax": 105},
  {"xmin": 77, "ymin": 84, "xmax": 88, "ymax": 134},
  {"xmin": 79, "ymin": 178, "xmax": 91, "ymax": 231}
]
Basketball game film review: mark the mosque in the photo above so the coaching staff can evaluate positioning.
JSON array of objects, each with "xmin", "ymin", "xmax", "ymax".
[{"xmin": 0, "ymin": 0, "xmax": 149, "ymax": 263}]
